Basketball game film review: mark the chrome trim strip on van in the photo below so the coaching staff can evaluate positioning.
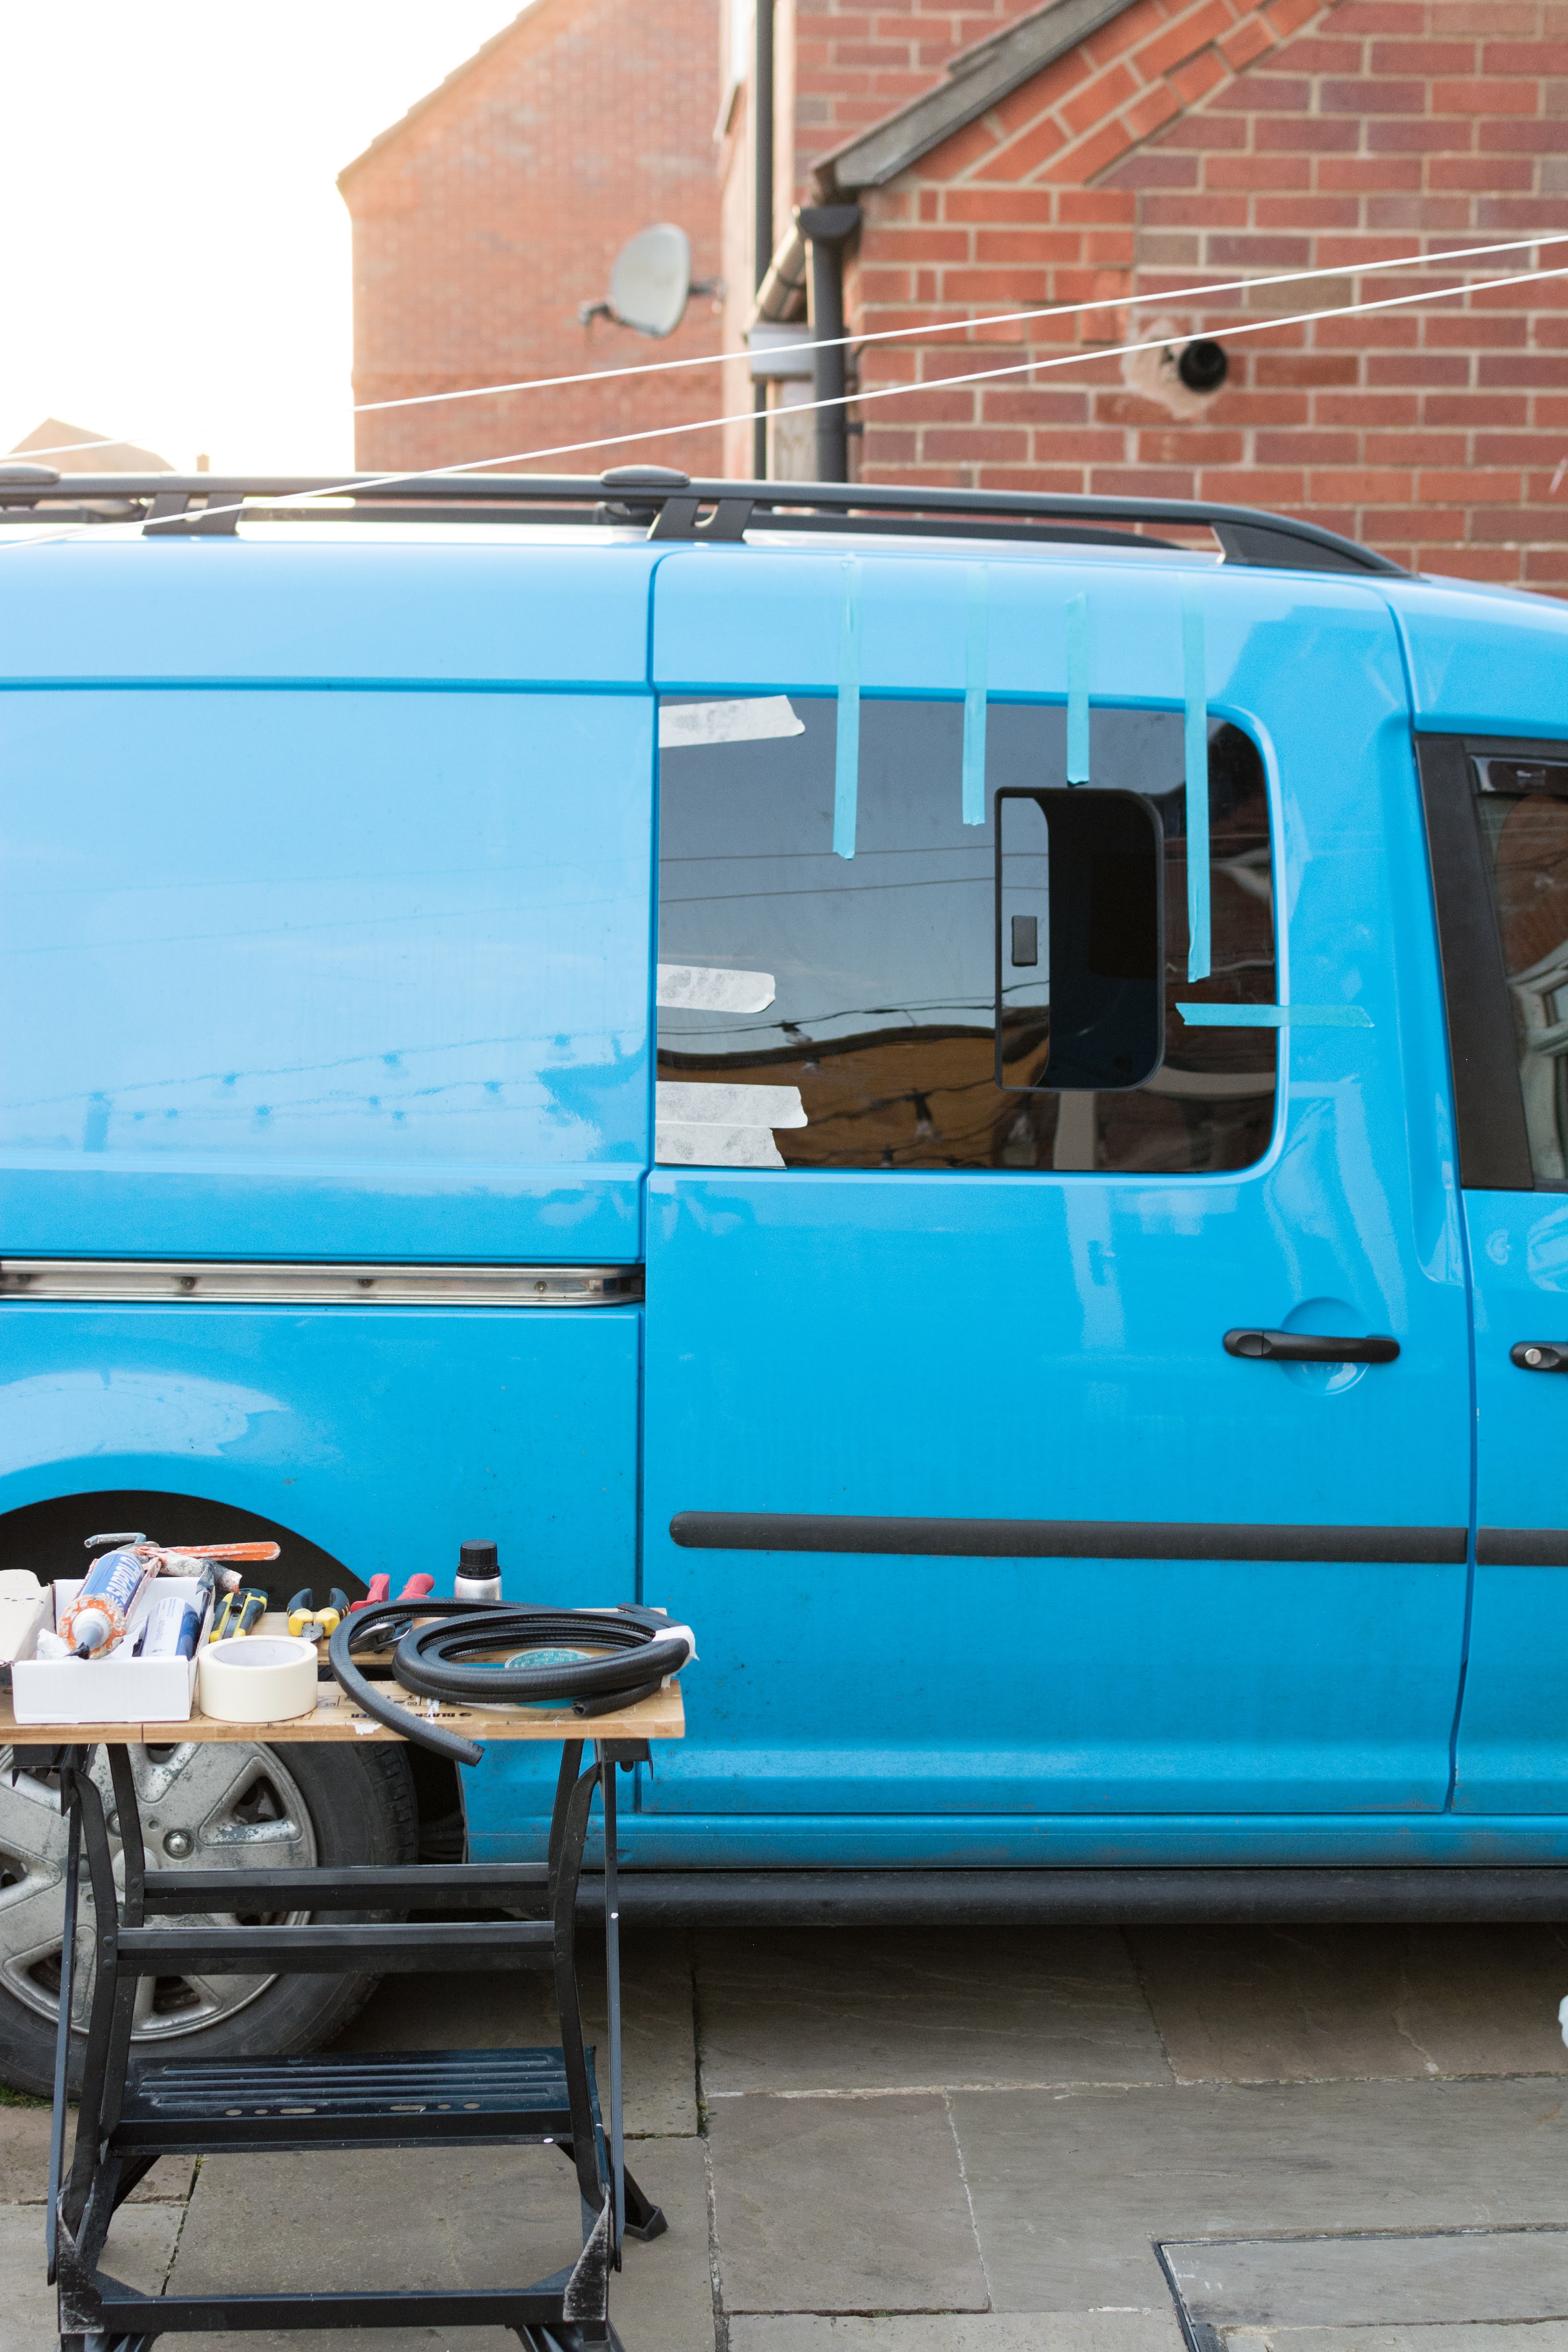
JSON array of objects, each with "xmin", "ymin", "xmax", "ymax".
[
  {"xmin": 669, "ymin": 1512, "xmax": 1468, "ymax": 1564},
  {"xmin": 0, "ymin": 1261, "xmax": 644, "ymax": 1307}
]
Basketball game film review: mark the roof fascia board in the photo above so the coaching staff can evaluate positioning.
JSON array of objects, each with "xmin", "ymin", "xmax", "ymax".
[{"xmin": 817, "ymin": 0, "xmax": 1136, "ymax": 193}]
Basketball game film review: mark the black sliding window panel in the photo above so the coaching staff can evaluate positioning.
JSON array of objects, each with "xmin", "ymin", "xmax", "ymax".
[
  {"xmin": 656, "ymin": 695, "xmax": 1276, "ymax": 1175},
  {"xmin": 1416, "ymin": 732, "xmax": 1568, "ymax": 1192},
  {"xmin": 994, "ymin": 787, "xmax": 1165, "ymax": 1094}
]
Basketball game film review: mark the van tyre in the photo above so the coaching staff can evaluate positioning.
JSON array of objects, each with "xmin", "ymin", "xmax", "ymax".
[{"xmin": 0, "ymin": 1738, "xmax": 417, "ymax": 2098}]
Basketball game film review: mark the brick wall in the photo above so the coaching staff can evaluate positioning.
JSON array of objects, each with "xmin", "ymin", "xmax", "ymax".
[
  {"xmin": 793, "ymin": 0, "xmax": 1056, "ymax": 182},
  {"xmin": 343, "ymin": 0, "xmax": 725, "ymax": 478},
  {"xmin": 840, "ymin": 0, "xmax": 1568, "ymax": 585}
]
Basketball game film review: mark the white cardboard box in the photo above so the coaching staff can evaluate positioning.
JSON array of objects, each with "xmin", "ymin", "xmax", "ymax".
[
  {"xmin": 0, "ymin": 1576, "xmax": 53, "ymax": 1688},
  {"xmin": 11, "ymin": 1578, "xmax": 214, "ymax": 1726}
]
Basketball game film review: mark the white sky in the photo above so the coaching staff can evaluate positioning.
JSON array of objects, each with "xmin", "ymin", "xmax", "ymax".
[{"xmin": 0, "ymin": 0, "xmax": 525, "ymax": 473}]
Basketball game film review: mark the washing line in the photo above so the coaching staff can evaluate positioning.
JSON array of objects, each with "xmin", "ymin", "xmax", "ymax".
[
  {"xmin": 5, "ymin": 256, "xmax": 1566, "ymax": 557},
  {"xmin": 11, "ymin": 230, "xmax": 1567, "ymax": 464}
]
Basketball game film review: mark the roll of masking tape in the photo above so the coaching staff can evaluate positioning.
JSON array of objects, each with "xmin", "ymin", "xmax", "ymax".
[{"xmin": 198, "ymin": 1634, "xmax": 318, "ymax": 1725}]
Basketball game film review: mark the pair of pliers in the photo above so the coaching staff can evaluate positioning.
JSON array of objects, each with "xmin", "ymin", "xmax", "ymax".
[
  {"xmin": 287, "ymin": 1586, "xmax": 350, "ymax": 1643},
  {"xmin": 349, "ymin": 1573, "xmax": 437, "ymax": 1613}
]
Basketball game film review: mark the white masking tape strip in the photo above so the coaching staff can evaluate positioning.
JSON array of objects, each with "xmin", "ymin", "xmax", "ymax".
[
  {"xmin": 656, "ymin": 964, "xmax": 777, "ymax": 1013},
  {"xmin": 659, "ymin": 696, "xmax": 803, "ymax": 749},
  {"xmin": 655, "ymin": 1120, "xmax": 785, "ymax": 1169},
  {"xmin": 656, "ymin": 1081, "xmax": 807, "ymax": 1127},
  {"xmin": 198, "ymin": 1634, "xmax": 318, "ymax": 1724}
]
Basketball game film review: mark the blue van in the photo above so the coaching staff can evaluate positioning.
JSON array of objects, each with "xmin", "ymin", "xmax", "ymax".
[{"xmin": 1, "ymin": 461, "xmax": 1566, "ymax": 2087}]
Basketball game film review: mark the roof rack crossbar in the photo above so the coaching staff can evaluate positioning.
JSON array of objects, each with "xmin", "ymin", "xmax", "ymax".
[{"xmin": 0, "ymin": 472, "xmax": 1404, "ymax": 576}]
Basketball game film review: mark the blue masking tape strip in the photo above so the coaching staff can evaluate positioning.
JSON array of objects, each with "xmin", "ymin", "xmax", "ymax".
[
  {"xmin": 1066, "ymin": 593, "xmax": 1089, "ymax": 784},
  {"xmin": 1178, "ymin": 1003, "xmax": 1374, "ymax": 1029},
  {"xmin": 963, "ymin": 565, "xmax": 988, "ymax": 826},
  {"xmin": 1183, "ymin": 581, "xmax": 1211, "ymax": 983},
  {"xmin": 835, "ymin": 558, "xmax": 861, "ymax": 860}
]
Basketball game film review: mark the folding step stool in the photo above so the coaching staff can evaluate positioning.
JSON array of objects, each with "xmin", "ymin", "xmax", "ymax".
[{"xmin": 45, "ymin": 1732, "xmax": 662, "ymax": 2351}]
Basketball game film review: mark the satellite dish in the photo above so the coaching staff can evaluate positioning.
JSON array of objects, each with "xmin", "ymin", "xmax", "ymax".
[{"xmin": 608, "ymin": 224, "xmax": 691, "ymax": 339}]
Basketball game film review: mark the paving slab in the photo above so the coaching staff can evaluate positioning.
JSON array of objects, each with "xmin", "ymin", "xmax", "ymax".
[
  {"xmin": 1165, "ymin": 2225, "xmax": 1568, "ymax": 2327},
  {"xmin": 0, "ymin": 2198, "xmax": 180, "ymax": 2352},
  {"xmin": 730, "ymin": 2315, "xmax": 1184, "ymax": 2350},
  {"xmin": 1130, "ymin": 1926, "xmax": 1568, "ymax": 2085},
  {"xmin": 697, "ymin": 1928, "xmax": 1170, "ymax": 2095},
  {"xmin": 165, "ymin": 2135, "xmax": 712, "ymax": 2352},
  {"xmin": 603, "ymin": 2136, "xmax": 717, "ymax": 2352},
  {"xmin": 951, "ymin": 2076, "xmax": 1568, "ymax": 2313},
  {"xmin": 709, "ymin": 2090, "xmax": 986, "ymax": 2313},
  {"xmin": 336, "ymin": 1924, "xmax": 697, "ymax": 2134},
  {"xmin": 0, "ymin": 2100, "xmax": 194, "ymax": 2204}
]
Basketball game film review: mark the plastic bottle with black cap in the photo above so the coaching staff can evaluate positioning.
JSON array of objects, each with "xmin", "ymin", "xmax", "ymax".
[{"xmin": 454, "ymin": 1539, "xmax": 503, "ymax": 1603}]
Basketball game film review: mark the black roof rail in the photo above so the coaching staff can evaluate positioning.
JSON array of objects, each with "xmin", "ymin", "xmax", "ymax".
[{"xmin": 0, "ymin": 465, "xmax": 1404, "ymax": 577}]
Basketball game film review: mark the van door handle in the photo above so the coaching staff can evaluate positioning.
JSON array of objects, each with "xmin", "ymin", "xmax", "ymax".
[
  {"xmin": 1225, "ymin": 1328, "xmax": 1400, "ymax": 1364},
  {"xmin": 1511, "ymin": 1342, "xmax": 1568, "ymax": 1372}
]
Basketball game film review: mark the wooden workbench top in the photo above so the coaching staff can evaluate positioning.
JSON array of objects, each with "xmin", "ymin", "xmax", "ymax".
[{"xmin": 1, "ymin": 1614, "xmax": 685, "ymax": 1745}]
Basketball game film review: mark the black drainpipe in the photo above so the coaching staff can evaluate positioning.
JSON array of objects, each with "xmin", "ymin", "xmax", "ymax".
[
  {"xmin": 752, "ymin": 0, "xmax": 775, "ymax": 478},
  {"xmin": 796, "ymin": 203, "xmax": 861, "ymax": 484}
]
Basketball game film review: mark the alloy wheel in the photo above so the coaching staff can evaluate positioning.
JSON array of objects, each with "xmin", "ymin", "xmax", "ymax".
[{"xmin": 0, "ymin": 1742, "xmax": 317, "ymax": 2041}]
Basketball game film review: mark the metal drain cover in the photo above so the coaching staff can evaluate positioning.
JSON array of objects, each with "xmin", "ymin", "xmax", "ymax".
[{"xmin": 1161, "ymin": 2224, "xmax": 1568, "ymax": 2332}]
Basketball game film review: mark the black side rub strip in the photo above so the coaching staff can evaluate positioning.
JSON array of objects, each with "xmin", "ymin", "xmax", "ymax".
[
  {"xmin": 669, "ymin": 1513, "xmax": 1468, "ymax": 1564},
  {"xmin": 1478, "ymin": 1528, "xmax": 1568, "ymax": 1567}
]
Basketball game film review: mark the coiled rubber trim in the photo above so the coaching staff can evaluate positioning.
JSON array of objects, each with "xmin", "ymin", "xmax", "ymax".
[{"xmin": 328, "ymin": 1599, "xmax": 692, "ymax": 1765}]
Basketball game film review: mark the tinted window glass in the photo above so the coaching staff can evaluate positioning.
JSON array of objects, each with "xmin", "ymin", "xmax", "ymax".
[
  {"xmin": 656, "ymin": 695, "xmax": 1275, "ymax": 1174},
  {"xmin": 1473, "ymin": 765, "xmax": 1568, "ymax": 1183}
]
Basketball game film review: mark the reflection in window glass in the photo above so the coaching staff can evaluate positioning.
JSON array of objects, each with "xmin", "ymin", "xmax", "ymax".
[
  {"xmin": 1475, "ymin": 780, "xmax": 1568, "ymax": 1182},
  {"xmin": 656, "ymin": 695, "xmax": 1276, "ymax": 1174}
]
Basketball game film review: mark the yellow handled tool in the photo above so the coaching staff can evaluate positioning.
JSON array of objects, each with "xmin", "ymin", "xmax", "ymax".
[
  {"xmin": 286, "ymin": 1586, "xmax": 349, "ymax": 1643},
  {"xmin": 209, "ymin": 1586, "xmax": 269, "ymax": 1641}
]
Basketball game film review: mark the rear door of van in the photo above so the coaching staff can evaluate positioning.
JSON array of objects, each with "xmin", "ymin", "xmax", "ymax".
[{"xmin": 637, "ymin": 549, "xmax": 1471, "ymax": 1852}]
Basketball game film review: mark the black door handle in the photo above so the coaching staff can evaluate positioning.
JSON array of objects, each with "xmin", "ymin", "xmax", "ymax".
[
  {"xmin": 1225, "ymin": 1328, "xmax": 1400, "ymax": 1365},
  {"xmin": 1511, "ymin": 1342, "xmax": 1568, "ymax": 1372}
]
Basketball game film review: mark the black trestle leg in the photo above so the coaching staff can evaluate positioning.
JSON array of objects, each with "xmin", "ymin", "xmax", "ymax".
[
  {"xmin": 50, "ymin": 1733, "xmax": 658, "ymax": 2347},
  {"xmin": 620, "ymin": 2165, "xmax": 668, "ymax": 2243}
]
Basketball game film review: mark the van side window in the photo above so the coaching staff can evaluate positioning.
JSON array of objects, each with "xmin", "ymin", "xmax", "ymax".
[
  {"xmin": 1471, "ymin": 754, "xmax": 1568, "ymax": 1183},
  {"xmin": 656, "ymin": 695, "xmax": 1276, "ymax": 1175}
]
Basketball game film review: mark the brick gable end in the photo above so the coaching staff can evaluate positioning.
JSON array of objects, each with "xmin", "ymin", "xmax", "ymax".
[
  {"xmin": 844, "ymin": 0, "xmax": 1568, "ymax": 587},
  {"xmin": 344, "ymin": 0, "xmax": 724, "ymax": 477}
]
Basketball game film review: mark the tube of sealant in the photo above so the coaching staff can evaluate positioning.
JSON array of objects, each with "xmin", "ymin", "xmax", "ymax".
[
  {"xmin": 58, "ymin": 1544, "xmax": 158, "ymax": 1659},
  {"xmin": 141, "ymin": 1593, "xmax": 203, "ymax": 1661}
]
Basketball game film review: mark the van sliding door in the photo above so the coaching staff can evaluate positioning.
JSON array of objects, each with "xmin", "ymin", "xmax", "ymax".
[{"xmin": 635, "ymin": 552, "xmax": 1470, "ymax": 1854}]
